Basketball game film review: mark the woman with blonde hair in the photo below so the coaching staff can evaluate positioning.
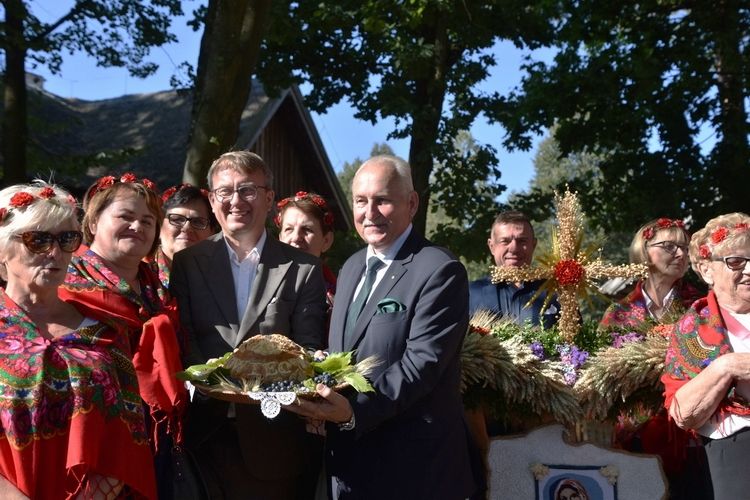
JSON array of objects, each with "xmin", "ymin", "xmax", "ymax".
[{"xmin": 0, "ymin": 182, "xmax": 156, "ymax": 499}]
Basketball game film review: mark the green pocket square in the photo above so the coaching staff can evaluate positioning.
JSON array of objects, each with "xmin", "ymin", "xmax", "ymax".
[{"xmin": 376, "ymin": 298, "xmax": 406, "ymax": 314}]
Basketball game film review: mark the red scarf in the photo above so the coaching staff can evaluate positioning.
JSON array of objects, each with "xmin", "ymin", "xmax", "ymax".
[
  {"xmin": 60, "ymin": 249, "xmax": 187, "ymax": 449},
  {"xmin": 662, "ymin": 290, "xmax": 750, "ymax": 420}
]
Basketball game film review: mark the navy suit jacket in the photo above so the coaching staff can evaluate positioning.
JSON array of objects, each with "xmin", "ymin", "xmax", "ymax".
[
  {"xmin": 469, "ymin": 276, "xmax": 559, "ymax": 329},
  {"xmin": 326, "ymin": 230, "xmax": 476, "ymax": 500}
]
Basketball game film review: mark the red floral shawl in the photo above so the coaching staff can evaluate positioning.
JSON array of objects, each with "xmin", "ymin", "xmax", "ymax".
[
  {"xmin": 662, "ymin": 290, "xmax": 750, "ymax": 418},
  {"xmin": 600, "ymin": 279, "xmax": 701, "ymax": 331},
  {"xmin": 0, "ymin": 291, "xmax": 157, "ymax": 499},
  {"xmin": 60, "ymin": 248, "xmax": 187, "ymax": 449}
]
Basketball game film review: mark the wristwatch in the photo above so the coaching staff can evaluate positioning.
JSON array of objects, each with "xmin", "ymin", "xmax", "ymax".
[{"xmin": 338, "ymin": 412, "xmax": 356, "ymax": 431}]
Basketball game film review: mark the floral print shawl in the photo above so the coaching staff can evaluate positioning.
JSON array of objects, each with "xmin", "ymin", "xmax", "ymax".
[
  {"xmin": 60, "ymin": 248, "xmax": 187, "ymax": 449},
  {"xmin": 0, "ymin": 290, "xmax": 156, "ymax": 499}
]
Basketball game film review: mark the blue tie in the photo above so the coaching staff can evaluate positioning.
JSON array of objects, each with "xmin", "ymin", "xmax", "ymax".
[{"xmin": 344, "ymin": 256, "xmax": 384, "ymax": 343}]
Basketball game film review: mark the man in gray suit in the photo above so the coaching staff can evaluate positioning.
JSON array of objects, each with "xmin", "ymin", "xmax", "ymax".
[
  {"xmin": 288, "ymin": 155, "xmax": 477, "ymax": 499},
  {"xmin": 171, "ymin": 151, "xmax": 326, "ymax": 499}
]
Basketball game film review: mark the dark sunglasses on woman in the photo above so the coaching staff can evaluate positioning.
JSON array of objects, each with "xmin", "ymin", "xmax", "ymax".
[{"xmin": 15, "ymin": 231, "xmax": 84, "ymax": 254}]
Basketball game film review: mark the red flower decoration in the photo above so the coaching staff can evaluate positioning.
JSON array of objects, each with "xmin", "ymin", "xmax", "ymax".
[
  {"xmin": 311, "ymin": 195, "xmax": 327, "ymax": 209},
  {"xmin": 142, "ymin": 178, "xmax": 156, "ymax": 191},
  {"xmin": 273, "ymin": 214, "xmax": 282, "ymax": 227},
  {"xmin": 699, "ymin": 244, "xmax": 711, "ymax": 259},
  {"xmin": 711, "ymin": 227, "xmax": 729, "ymax": 244},
  {"xmin": 276, "ymin": 198, "xmax": 291, "ymax": 211},
  {"xmin": 161, "ymin": 186, "xmax": 178, "ymax": 202},
  {"xmin": 66, "ymin": 194, "xmax": 78, "ymax": 207},
  {"xmin": 323, "ymin": 212, "xmax": 334, "ymax": 227},
  {"xmin": 120, "ymin": 173, "xmax": 137, "ymax": 183},
  {"xmin": 9, "ymin": 192, "xmax": 35, "ymax": 208},
  {"xmin": 675, "ymin": 219, "xmax": 685, "ymax": 228},
  {"xmin": 294, "ymin": 191, "xmax": 308, "ymax": 199},
  {"xmin": 38, "ymin": 187, "xmax": 56, "ymax": 199},
  {"xmin": 642, "ymin": 227, "xmax": 655, "ymax": 240},
  {"xmin": 469, "ymin": 325, "xmax": 490, "ymax": 336},
  {"xmin": 97, "ymin": 176, "xmax": 116, "ymax": 191},
  {"xmin": 656, "ymin": 218, "xmax": 672, "ymax": 228},
  {"xmin": 554, "ymin": 259, "xmax": 585, "ymax": 286},
  {"xmin": 735, "ymin": 223, "xmax": 749, "ymax": 231}
]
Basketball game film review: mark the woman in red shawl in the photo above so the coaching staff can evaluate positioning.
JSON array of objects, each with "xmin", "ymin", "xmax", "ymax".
[
  {"xmin": 60, "ymin": 174, "xmax": 187, "ymax": 499},
  {"xmin": 599, "ymin": 218, "xmax": 707, "ymax": 499},
  {"xmin": 0, "ymin": 182, "xmax": 156, "ymax": 499},
  {"xmin": 663, "ymin": 212, "xmax": 750, "ymax": 500}
]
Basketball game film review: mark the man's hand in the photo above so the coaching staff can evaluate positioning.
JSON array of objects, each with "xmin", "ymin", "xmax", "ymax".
[{"xmin": 285, "ymin": 383, "xmax": 353, "ymax": 424}]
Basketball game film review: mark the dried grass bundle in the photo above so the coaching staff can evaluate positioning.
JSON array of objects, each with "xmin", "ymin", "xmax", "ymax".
[{"xmin": 575, "ymin": 334, "xmax": 668, "ymax": 421}]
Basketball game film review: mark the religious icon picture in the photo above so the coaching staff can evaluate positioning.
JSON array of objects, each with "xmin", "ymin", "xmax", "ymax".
[{"xmin": 531, "ymin": 463, "xmax": 618, "ymax": 500}]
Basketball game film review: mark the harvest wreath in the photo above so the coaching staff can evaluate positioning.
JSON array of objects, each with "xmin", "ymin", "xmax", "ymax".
[{"xmin": 177, "ymin": 334, "xmax": 378, "ymax": 418}]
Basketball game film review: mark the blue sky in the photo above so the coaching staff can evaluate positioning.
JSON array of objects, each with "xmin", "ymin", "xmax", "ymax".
[{"xmin": 26, "ymin": 1, "xmax": 546, "ymax": 200}]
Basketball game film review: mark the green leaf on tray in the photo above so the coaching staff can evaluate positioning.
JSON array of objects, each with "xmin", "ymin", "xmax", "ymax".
[
  {"xmin": 175, "ymin": 352, "xmax": 231, "ymax": 382},
  {"xmin": 342, "ymin": 372, "xmax": 374, "ymax": 393},
  {"xmin": 312, "ymin": 351, "xmax": 353, "ymax": 374}
]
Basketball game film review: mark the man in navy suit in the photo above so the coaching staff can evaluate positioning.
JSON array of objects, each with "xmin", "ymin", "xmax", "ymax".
[
  {"xmin": 289, "ymin": 155, "xmax": 476, "ymax": 499},
  {"xmin": 469, "ymin": 210, "xmax": 559, "ymax": 329}
]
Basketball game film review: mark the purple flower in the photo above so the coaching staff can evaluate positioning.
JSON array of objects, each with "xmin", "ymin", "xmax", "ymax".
[
  {"xmin": 563, "ymin": 369, "xmax": 578, "ymax": 385},
  {"xmin": 611, "ymin": 331, "xmax": 644, "ymax": 348},
  {"xmin": 530, "ymin": 341, "xmax": 545, "ymax": 360}
]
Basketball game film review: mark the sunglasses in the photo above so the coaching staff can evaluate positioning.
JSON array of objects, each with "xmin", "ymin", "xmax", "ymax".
[
  {"xmin": 166, "ymin": 213, "xmax": 210, "ymax": 230},
  {"xmin": 15, "ymin": 231, "xmax": 83, "ymax": 254}
]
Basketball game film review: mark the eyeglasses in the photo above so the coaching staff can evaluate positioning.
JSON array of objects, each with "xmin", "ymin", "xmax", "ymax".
[
  {"xmin": 712, "ymin": 256, "xmax": 750, "ymax": 271},
  {"xmin": 166, "ymin": 213, "xmax": 210, "ymax": 230},
  {"xmin": 648, "ymin": 241, "xmax": 688, "ymax": 255},
  {"xmin": 15, "ymin": 231, "xmax": 83, "ymax": 254},
  {"xmin": 212, "ymin": 185, "xmax": 268, "ymax": 203}
]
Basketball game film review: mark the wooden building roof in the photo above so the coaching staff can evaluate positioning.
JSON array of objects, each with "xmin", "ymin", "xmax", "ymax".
[{"xmin": 15, "ymin": 80, "xmax": 353, "ymax": 231}]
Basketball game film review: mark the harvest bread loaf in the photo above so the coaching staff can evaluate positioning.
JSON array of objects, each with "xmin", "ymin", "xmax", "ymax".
[{"xmin": 224, "ymin": 334, "xmax": 313, "ymax": 384}]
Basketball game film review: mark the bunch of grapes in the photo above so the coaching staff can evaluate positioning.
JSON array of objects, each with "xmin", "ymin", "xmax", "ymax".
[
  {"xmin": 261, "ymin": 380, "xmax": 299, "ymax": 392},
  {"xmin": 313, "ymin": 372, "xmax": 337, "ymax": 387}
]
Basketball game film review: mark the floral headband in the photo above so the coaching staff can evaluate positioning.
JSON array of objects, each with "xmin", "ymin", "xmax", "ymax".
[
  {"xmin": 161, "ymin": 183, "xmax": 210, "ymax": 203},
  {"xmin": 274, "ymin": 191, "xmax": 334, "ymax": 228},
  {"xmin": 642, "ymin": 218, "xmax": 685, "ymax": 240},
  {"xmin": 698, "ymin": 223, "xmax": 750, "ymax": 259},
  {"xmin": 90, "ymin": 172, "xmax": 157, "ymax": 198},
  {"xmin": 0, "ymin": 187, "xmax": 77, "ymax": 224}
]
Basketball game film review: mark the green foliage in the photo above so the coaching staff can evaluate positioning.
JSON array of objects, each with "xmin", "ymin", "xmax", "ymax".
[
  {"xmin": 258, "ymin": 0, "xmax": 557, "ymax": 237},
  {"xmin": 491, "ymin": 318, "xmax": 611, "ymax": 358},
  {"xmin": 494, "ymin": 1, "xmax": 750, "ymax": 230},
  {"xmin": 18, "ymin": 0, "xmax": 182, "ymax": 77}
]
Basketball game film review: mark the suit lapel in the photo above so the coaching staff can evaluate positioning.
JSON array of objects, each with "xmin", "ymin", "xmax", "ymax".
[
  {"xmin": 330, "ymin": 253, "xmax": 365, "ymax": 352},
  {"xmin": 238, "ymin": 238, "xmax": 291, "ymax": 345},
  {"xmin": 196, "ymin": 235, "xmax": 240, "ymax": 347}
]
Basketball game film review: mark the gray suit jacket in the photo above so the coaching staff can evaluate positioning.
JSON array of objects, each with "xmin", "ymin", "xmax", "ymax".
[
  {"xmin": 326, "ymin": 230, "xmax": 476, "ymax": 500},
  {"xmin": 170, "ymin": 232, "xmax": 326, "ymax": 482},
  {"xmin": 172, "ymin": 232, "xmax": 326, "ymax": 364}
]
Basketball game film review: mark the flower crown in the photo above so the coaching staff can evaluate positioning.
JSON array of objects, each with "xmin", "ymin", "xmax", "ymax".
[
  {"xmin": 274, "ymin": 191, "xmax": 334, "ymax": 228},
  {"xmin": 0, "ymin": 187, "xmax": 77, "ymax": 224},
  {"xmin": 90, "ymin": 173, "xmax": 157, "ymax": 198},
  {"xmin": 161, "ymin": 183, "xmax": 210, "ymax": 203},
  {"xmin": 642, "ymin": 218, "xmax": 685, "ymax": 240},
  {"xmin": 698, "ymin": 223, "xmax": 750, "ymax": 259}
]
